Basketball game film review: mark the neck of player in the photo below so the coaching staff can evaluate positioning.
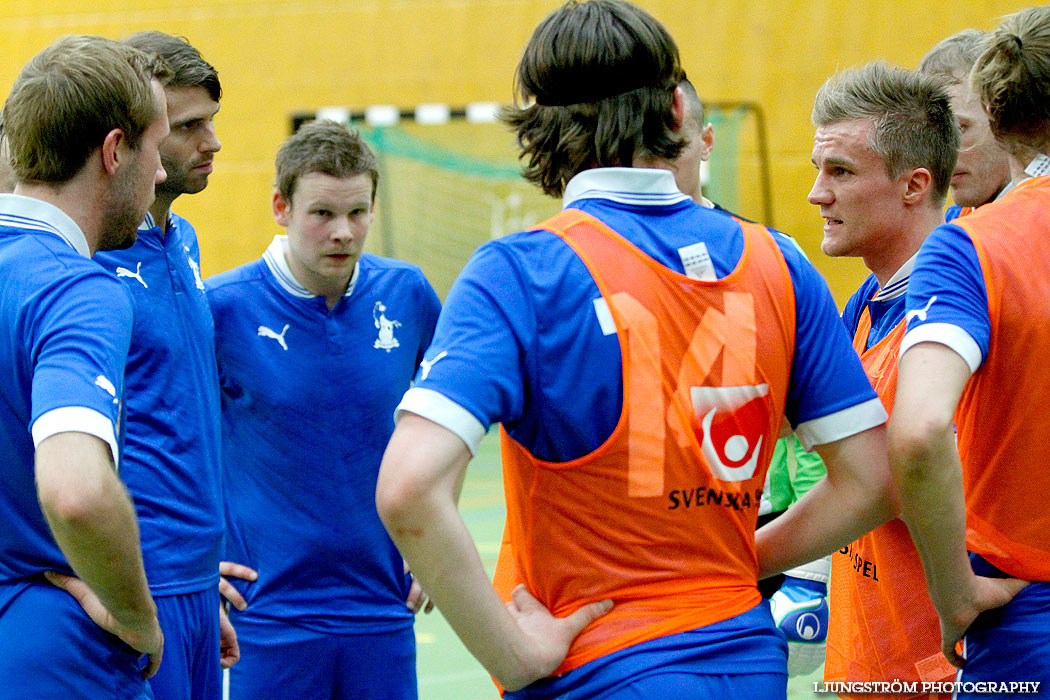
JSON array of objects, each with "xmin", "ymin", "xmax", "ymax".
[{"xmin": 148, "ymin": 193, "xmax": 178, "ymax": 236}]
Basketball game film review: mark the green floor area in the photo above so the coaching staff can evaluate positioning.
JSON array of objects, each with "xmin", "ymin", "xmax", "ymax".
[{"xmin": 416, "ymin": 430, "xmax": 827, "ymax": 700}]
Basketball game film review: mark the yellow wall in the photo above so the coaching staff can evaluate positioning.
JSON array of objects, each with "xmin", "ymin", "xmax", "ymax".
[{"xmin": 0, "ymin": 0, "xmax": 1033, "ymax": 303}]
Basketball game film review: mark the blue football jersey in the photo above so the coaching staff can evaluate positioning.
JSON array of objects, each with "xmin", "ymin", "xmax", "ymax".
[
  {"xmin": 0, "ymin": 193, "xmax": 152, "ymax": 700},
  {"xmin": 0, "ymin": 194, "xmax": 133, "ymax": 581},
  {"xmin": 842, "ymin": 256, "xmax": 916, "ymax": 350},
  {"xmin": 207, "ymin": 237, "xmax": 440, "ymax": 633},
  {"xmin": 95, "ymin": 212, "xmax": 224, "ymax": 595},
  {"xmin": 901, "ymin": 221, "xmax": 989, "ymax": 373},
  {"xmin": 396, "ymin": 167, "xmax": 882, "ymax": 693}
]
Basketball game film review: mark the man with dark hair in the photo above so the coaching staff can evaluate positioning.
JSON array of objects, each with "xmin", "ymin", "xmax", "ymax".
[
  {"xmin": 807, "ymin": 61, "xmax": 961, "ymax": 695},
  {"xmin": 90, "ymin": 31, "xmax": 228, "ymax": 700},
  {"xmin": 665, "ymin": 79, "xmax": 714, "ymax": 205},
  {"xmin": 918, "ymin": 29, "xmax": 1012, "ymax": 219},
  {"xmin": 377, "ymin": 2, "xmax": 893, "ymax": 697},
  {"xmin": 0, "ymin": 35, "xmax": 168, "ymax": 698},
  {"xmin": 208, "ymin": 120, "xmax": 440, "ymax": 700}
]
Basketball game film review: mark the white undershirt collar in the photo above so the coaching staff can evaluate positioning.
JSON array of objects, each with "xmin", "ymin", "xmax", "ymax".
[
  {"xmin": 562, "ymin": 167, "xmax": 691, "ymax": 210},
  {"xmin": 0, "ymin": 193, "xmax": 91, "ymax": 257},
  {"xmin": 870, "ymin": 252, "xmax": 918, "ymax": 303},
  {"xmin": 262, "ymin": 234, "xmax": 359, "ymax": 299}
]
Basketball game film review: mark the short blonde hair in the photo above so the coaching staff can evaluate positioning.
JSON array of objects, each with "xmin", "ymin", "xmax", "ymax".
[
  {"xmin": 4, "ymin": 35, "xmax": 170, "ymax": 183},
  {"xmin": 813, "ymin": 62, "xmax": 959, "ymax": 204},
  {"xmin": 918, "ymin": 29, "xmax": 989, "ymax": 81}
]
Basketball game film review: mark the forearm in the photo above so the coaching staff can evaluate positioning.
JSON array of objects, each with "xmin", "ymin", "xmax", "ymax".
[
  {"xmin": 890, "ymin": 417, "xmax": 973, "ymax": 617},
  {"xmin": 385, "ymin": 488, "xmax": 538, "ymax": 686},
  {"xmin": 377, "ymin": 417, "xmax": 539, "ymax": 689},
  {"xmin": 889, "ymin": 343, "xmax": 977, "ymax": 622},
  {"xmin": 756, "ymin": 425, "xmax": 895, "ymax": 578},
  {"xmin": 36, "ymin": 433, "xmax": 156, "ymax": 626}
]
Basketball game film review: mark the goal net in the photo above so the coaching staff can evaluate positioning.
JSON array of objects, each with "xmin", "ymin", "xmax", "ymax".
[{"xmin": 291, "ymin": 102, "xmax": 770, "ymax": 298}]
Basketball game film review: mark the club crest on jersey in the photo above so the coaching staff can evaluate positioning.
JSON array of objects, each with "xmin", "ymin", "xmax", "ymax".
[
  {"xmin": 183, "ymin": 246, "xmax": 206, "ymax": 291},
  {"xmin": 373, "ymin": 301, "xmax": 402, "ymax": 352},
  {"xmin": 690, "ymin": 384, "xmax": 771, "ymax": 482}
]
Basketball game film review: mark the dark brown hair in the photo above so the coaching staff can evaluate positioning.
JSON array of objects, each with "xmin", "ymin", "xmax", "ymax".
[
  {"xmin": 501, "ymin": 0, "xmax": 686, "ymax": 197},
  {"xmin": 276, "ymin": 120, "xmax": 378, "ymax": 202},
  {"xmin": 123, "ymin": 31, "xmax": 221, "ymax": 102}
]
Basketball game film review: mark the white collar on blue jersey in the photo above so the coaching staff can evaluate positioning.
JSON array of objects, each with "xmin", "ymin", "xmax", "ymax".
[
  {"xmin": 0, "ymin": 193, "xmax": 91, "ymax": 258},
  {"xmin": 262, "ymin": 234, "xmax": 359, "ymax": 300},
  {"xmin": 870, "ymin": 251, "xmax": 918, "ymax": 303},
  {"xmin": 562, "ymin": 167, "xmax": 691, "ymax": 210},
  {"xmin": 138, "ymin": 210, "xmax": 173, "ymax": 232}
]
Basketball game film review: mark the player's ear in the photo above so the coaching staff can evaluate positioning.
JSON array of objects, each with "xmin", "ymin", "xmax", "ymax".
[
  {"xmin": 272, "ymin": 189, "xmax": 291, "ymax": 227},
  {"xmin": 671, "ymin": 86, "xmax": 686, "ymax": 131},
  {"xmin": 902, "ymin": 168, "xmax": 933, "ymax": 205},
  {"xmin": 100, "ymin": 128, "xmax": 126, "ymax": 176},
  {"xmin": 700, "ymin": 123, "xmax": 715, "ymax": 161}
]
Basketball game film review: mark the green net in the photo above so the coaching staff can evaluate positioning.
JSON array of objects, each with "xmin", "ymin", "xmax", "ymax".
[{"xmin": 354, "ymin": 105, "xmax": 765, "ymax": 299}]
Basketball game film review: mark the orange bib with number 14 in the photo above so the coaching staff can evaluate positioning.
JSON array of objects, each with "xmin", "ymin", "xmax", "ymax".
[{"xmin": 494, "ymin": 208, "xmax": 796, "ymax": 675}]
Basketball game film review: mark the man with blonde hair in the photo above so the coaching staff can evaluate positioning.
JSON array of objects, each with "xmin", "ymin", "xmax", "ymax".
[
  {"xmin": 918, "ymin": 29, "xmax": 1012, "ymax": 219},
  {"xmin": 0, "ymin": 35, "xmax": 169, "ymax": 698},
  {"xmin": 807, "ymin": 61, "xmax": 961, "ymax": 696},
  {"xmin": 895, "ymin": 6, "xmax": 1050, "ymax": 687}
]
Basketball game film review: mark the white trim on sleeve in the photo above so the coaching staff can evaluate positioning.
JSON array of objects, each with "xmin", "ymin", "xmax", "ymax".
[
  {"xmin": 31, "ymin": 407, "xmax": 119, "ymax": 469},
  {"xmin": 900, "ymin": 323, "xmax": 982, "ymax": 375},
  {"xmin": 395, "ymin": 388, "xmax": 487, "ymax": 457},
  {"xmin": 795, "ymin": 397, "xmax": 887, "ymax": 451}
]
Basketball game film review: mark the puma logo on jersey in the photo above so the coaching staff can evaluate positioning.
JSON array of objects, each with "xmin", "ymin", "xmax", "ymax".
[
  {"xmin": 905, "ymin": 295, "xmax": 937, "ymax": 324},
  {"xmin": 115, "ymin": 262, "xmax": 148, "ymax": 288},
  {"xmin": 419, "ymin": 351, "xmax": 448, "ymax": 380},
  {"xmin": 258, "ymin": 324, "xmax": 290, "ymax": 351},
  {"xmin": 94, "ymin": 375, "xmax": 118, "ymax": 403}
]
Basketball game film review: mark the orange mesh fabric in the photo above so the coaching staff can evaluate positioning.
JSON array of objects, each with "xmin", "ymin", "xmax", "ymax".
[
  {"xmin": 825, "ymin": 308, "xmax": 954, "ymax": 698},
  {"xmin": 953, "ymin": 176, "xmax": 1050, "ymax": 581},
  {"xmin": 495, "ymin": 208, "xmax": 796, "ymax": 674}
]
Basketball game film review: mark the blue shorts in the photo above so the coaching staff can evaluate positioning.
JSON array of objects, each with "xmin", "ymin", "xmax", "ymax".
[
  {"xmin": 590, "ymin": 672, "xmax": 784, "ymax": 699},
  {"xmin": 147, "ymin": 588, "xmax": 221, "ymax": 700},
  {"xmin": 506, "ymin": 603, "xmax": 787, "ymax": 700},
  {"xmin": 0, "ymin": 577, "xmax": 152, "ymax": 700},
  {"xmin": 229, "ymin": 617, "xmax": 416, "ymax": 700},
  {"xmin": 957, "ymin": 556, "xmax": 1050, "ymax": 697}
]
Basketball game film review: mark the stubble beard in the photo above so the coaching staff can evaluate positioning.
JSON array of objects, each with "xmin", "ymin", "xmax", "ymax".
[{"xmin": 97, "ymin": 165, "xmax": 146, "ymax": 252}]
